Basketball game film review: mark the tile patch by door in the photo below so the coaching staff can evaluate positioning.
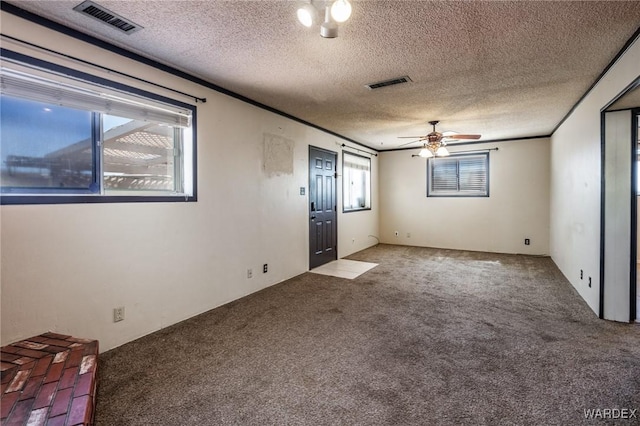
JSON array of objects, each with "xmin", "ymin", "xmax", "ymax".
[{"xmin": 310, "ymin": 259, "xmax": 378, "ymax": 279}]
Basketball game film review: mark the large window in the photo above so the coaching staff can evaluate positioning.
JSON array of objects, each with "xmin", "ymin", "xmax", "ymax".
[
  {"xmin": 0, "ymin": 54, "xmax": 196, "ymax": 204},
  {"xmin": 427, "ymin": 152, "xmax": 489, "ymax": 197},
  {"xmin": 343, "ymin": 151, "xmax": 371, "ymax": 212}
]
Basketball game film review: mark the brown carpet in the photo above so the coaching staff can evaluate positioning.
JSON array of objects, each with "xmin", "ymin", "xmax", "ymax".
[{"xmin": 96, "ymin": 244, "xmax": 640, "ymax": 425}]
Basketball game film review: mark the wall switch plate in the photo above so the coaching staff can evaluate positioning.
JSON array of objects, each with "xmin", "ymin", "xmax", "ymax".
[
  {"xmin": 247, "ymin": 268, "xmax": 253, "ymax": 278},
  {"xmin": 300, "ymin": 187, "xmax": 305, "ymax": 195},
  {"xmin": 263, "ymin": 264, "xmax": 268, "ymax": 273},
  {"xmin": 113, "ymin": 307, "xmax": 125, "ymax": 323}
]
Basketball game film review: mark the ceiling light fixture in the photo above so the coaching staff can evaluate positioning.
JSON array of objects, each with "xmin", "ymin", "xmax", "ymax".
[
  {"xmin": 419, "ymin": 121, "xmax": 451, "ymax": 157},
  {"xmin": 330, "ymin": 0, "xmax": 352, "ymax": 22},
  {"xmin": 297, "ymin": 0, "xmax": 352, "ymax": 38},
  {"xmin": 296, "ymin": 2, "xmax": 316, "ymax": 27}
]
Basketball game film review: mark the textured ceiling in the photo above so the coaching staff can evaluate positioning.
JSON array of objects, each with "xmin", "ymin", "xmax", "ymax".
[{"xmin": 4, "ymin": 1, "xmax": 640, "ymax": 150}]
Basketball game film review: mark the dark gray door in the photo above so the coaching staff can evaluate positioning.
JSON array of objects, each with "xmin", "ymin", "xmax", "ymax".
[{"xmin": 309, "ymin": 146, "xmax": 337, "ymax": 269}]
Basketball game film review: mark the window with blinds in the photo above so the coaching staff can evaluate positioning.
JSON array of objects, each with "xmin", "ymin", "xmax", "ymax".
[
  {"xmin": 0, "ymin": 54, "xmax": 196, "ymax": 204},
  {"xmin": 343, "ymin": 151, "xmax": 371, "ymax": 211},
  {"xmin": 427, "ymin": 153, "xmax": 489, "ymax": 197}
]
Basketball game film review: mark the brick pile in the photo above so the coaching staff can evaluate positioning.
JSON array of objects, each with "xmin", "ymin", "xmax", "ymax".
[{"xmin": 1, "ymin": 333, "xmax": 98, "ymax": 425}]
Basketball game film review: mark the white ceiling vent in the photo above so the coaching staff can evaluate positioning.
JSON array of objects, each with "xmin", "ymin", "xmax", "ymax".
[
  {"xmin": 73, "ymin": 1, "xmax": 143, "ymax": 34},
  {"xmin": 365, "ymin": 76, "xmax": 412, "ymax": 90}
]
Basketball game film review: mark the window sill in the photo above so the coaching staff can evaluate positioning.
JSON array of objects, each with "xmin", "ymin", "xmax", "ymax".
[{"xmin": 1, "ymin": 194, "xmax": 197, "ymax": 205}]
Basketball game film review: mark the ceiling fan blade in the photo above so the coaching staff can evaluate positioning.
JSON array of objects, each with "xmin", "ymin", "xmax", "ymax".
[
  {"xmin": 398, "ymin": 139, "xmax": 424, "ymax": 147},
  {"xmin": 398, "ymin": 136, "xmax": 427, "ymax": 139},
  {"xmin": 443, "ymin": 134, "xmax": 481, "ymax": 140}
]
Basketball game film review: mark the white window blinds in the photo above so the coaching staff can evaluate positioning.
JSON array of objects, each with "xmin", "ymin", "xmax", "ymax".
[
  {"xmin": 0, "ymin": 67, "xmax": 191, "ymax": 128},
  {"xmin": 428, "ymin": 153, "xmax": 489, "ymax": 196}
]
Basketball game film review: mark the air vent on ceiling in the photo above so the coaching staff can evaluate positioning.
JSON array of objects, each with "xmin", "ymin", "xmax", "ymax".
[
  {"xmin": 73, "ymin": 1, "xmax": 143, "ymax": 34},
  {"xmin": 365, "ymin": 76, "xmax": 412, "ymax": 90}
]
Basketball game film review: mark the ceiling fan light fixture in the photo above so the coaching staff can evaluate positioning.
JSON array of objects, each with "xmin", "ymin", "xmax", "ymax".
[
  {"xmin": 436, "ymin": 146, "xmax": 450, "ymax": 157},
  {"xmin": 297, "ymin": 2, "xmax": 316, "ymax": 27},
  {"xmin": 320, "ymin": 6, "xmax": 338, "ymax": 38},
  {"xmin": 330, "ymin": 0, "xmax": 352, "ymax": 23},
  {"xmin": 418, "ymin": 148, "xmax": 433, "ymax": 158}
]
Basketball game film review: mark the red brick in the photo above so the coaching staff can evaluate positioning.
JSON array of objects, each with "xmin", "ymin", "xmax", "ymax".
[
  {"xmin": 27, "ymin": 336, "xmax": 50, "ymax": 344},
  {"xmin": 59, "ymin": 367, "xmax": 78, "ymax": 390},
  {"xmin": 6, "ymin": 369, "xmax": 30, "ymax": 393},
  {"xmin": 33, "ymin": 381, "xmax": 57, "ymax": 409},
  {"xmin": 40, "ymin": 346, "xmax": 69, "ymax": 355},
  {"xmin": 67, "ymin": 395, "xmax": 91, "ymax": 426},
  {"xmin": 13, "ymin": 356, "xmax": 35, "ymax": 365},
  {"xmin": 46, "ymin": 415, "xmax": 67, "ymax": 426},
  {"xmin": 0, "ymin": 352, "xmax": 21, "ymax": 362},
  {"xmin": 14, "ymin": 341, "xmax": 49, "ymax": 351},
  {"xmin": 32, "ymin": 357, "xmax": 52, "ymax": 377},
  {"xmin": 79, "ymin": 356, "xmax": 96, "ymax": 375},
  {"xmin": 73, "ymin": 373, "xmax": 93, "ymax": 397},
  {"xmin": 16, "ymin": 349, "xmax": 47, "ymax": 359},
  {"xmin": 0, "ymin": 361, "xmax": 16, "ymax": 371},
  {"xmin": 1, "ymin": 346, "xmax": 21, "ymax": 355},
  {"xmin": 42, "ymin": 339, "xmax": 74, "ymax": 348},
  {"xmin": 52, "ymin": 352, "xmax": 68, "ymax": 364},
  {"xmin": 66, "ymin": 350, "xmax": 83, "ymax": 368},
  {"xmin": 41, "ymin": 333, "xmax": 70, "ymax": 340},
  {"xmin": 18, "ymin": 376, "xmax": 44, "ymax": 401},
  {"xmin": 5, "ymin": 398, "xmax": 34, "ymax": 425},
  {"xmin": 1, "ymin": 368, "xmax": 16, "ymax": 384},
  {"xmin": 49, "ymin": 387, "xmax": 72, "ymax": 418},
  {"xmin": 1, "ymin": 390, "xmax": 19, "ymax": 419},
  {"xmin": 43, "ymin": 362, "xmax": 64, "ymax": 384},
  {"xmin": 66, "ymin": 337, "xmax": 93, "ymax": 344},
  {"xmin": 19, "ymin": 361, "xmax": 36, "ymax": 371},
  {"xmin": 82, "ymin": 341, "xmax": 98, "ymax": 356},
  {"xmin": 1, "ymin": 381, "xmax": 8, "ymax": 393},
  {"xmin": 26, "ymin": 406, "xmax": 48, "ymax": 426}
]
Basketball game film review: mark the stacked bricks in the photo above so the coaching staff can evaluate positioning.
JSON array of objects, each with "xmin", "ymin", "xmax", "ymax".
[{"xmin": 0, "ymin": 333, "xmax": 98, "ymax": 426}]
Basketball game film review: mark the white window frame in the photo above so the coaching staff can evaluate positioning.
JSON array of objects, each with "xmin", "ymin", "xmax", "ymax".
[
  {"xmin": 427, "ymin": 152, "xmax": 489, "ymax": 197},
  {"xmin": 0, "ymin": 52, "xmax": 197, "ymax": 205},
  {"xmin": 342, "ymin": 151, "xmax": 371, "ymax": 212}
]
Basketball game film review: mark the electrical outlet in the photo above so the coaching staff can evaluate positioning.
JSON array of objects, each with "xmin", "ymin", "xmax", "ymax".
[
  {"xmin": 580, "ymin": 270, "xmax": 583, "ymax": 279},
  {"xmin": 394, "ymin": 231, "xmax": 399, "ymax": 237},
  {"xmin": 352, "ymin": 238, "xmax": 355, "ymax": 244},
  {"xmin": 263, "ymin": 264, "xmax": 268, "ymax": 273},
  {"xmin": 406, "ymin": 232, "xmax": 411, "ymax": 238},
  {"xmin": 588, "ymin": 277, "xmax": 592, "ymax": 288},
  {"xmin": 524, "ymin": 238, "xmax": 530, "ymax": 245},
  {"xmin": 247, "ymin": 268, "xmax": 253, "ymax": 278},
  {"xmin": 113, "ymin": 306, "xmax": 125, "ymax": 323}
]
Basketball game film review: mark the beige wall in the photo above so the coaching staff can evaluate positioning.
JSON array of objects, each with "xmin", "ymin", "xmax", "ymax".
[
  {"xmin": 550, "ymin": 36, "xmax": 640, "ymax": 317},
  {"xmin": 0, "ymin": 11, "xmax": 379, "ymax": 351},
  {"xmin": 379, "ymin": 139, "xmax": 550, "ymax": 254}
]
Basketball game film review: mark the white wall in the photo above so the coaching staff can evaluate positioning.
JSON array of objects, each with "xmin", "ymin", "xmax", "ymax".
[
  {"xmin": 0, "ymin": 11, "xmax": 378, "ymax": 351},
  {"xmin": 379, "ymin": 139, "xmax": 550, "ymax": 254},
  {"xmin": 550, "ymin": 36, "xmax": 640, "ymax": 316}
]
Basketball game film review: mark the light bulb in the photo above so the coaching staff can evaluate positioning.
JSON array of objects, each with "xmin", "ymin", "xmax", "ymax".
[
  {"xmin": 436, "ymin": 146, "xmax": 450, "ymax": 156},
  {"xmin": 331, "ymin": 0, "xmax": 352, "ymax": 23},
  {"xmin": 297, "ymin": 4, "xmax": 316, "ymax": 27},
  {"xmin": 419, "ymin": 149, "xmax": 433, "ymax": 158}
]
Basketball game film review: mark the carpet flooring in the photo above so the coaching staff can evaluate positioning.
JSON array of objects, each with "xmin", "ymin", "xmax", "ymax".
[{"xmin": 96, "ymin": 244, "xmax": 640, "ymax": 425}]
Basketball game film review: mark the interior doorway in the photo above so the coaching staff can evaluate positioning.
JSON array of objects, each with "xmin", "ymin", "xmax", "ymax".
[
  {"xmin": 634, "ymin": 110, "xmax": 639, "ymax": 321},
  {"xmin": 601, "ymin": 77, "xmax": 639, "ymax": 323}
]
